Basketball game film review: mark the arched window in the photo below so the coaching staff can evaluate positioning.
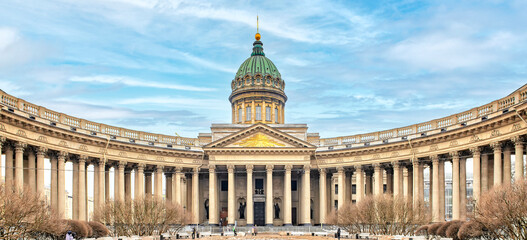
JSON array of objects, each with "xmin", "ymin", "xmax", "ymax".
[
  {"xmin": 275, "ymin": 108, "xmax": 279, "ymax": 122},
  {"xmin": 238, "ymin": 108, "xmax": 242, "ymax": 122},
  {"xmin": 266, "ymin": 106, "xmax": 271, "ymax": 121},
  {"xmin": 255, "ymin": 106, "xmax": 262, "ymax": 120},
  {"xmin": 246, "ymin": 106, "xmax": 251, "ymax": 121}
]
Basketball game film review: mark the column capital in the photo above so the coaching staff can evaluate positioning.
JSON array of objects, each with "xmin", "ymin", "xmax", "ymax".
[
  {"xmin": 511, "ymin": 135, "xmax": 525, "ymax": 145},
  {"xmin": 318, "ymin": 168, "xmax": 326, "ymax": 174},
  {"xmin": 490, "ymin": 141, "xmax": 503, "ymax": 151},
  {"xmin": 469, "ymin": 146, "xmax": 482, "ymax": 156},
  {"xmin": 36, "ymin": 146, "xmax": 48, "ymax": 156},
  {"xmin": 58, "ymin": 151, "xmax": 68, "ymax": 160},
  {"xmin": 284, "ymin": 164, "xmax": 292, "ymax": 170},
  {"xmin": 391, "ymin": 161, "xmax": 401, "ymax": 168},
  {"xmin": 193, "ymin": 167, "xmax": 200, "ymax": 173},
  {"xmin": 266, "ymin": 165, "xmax": 274, "ymax": 171},
  {"xmin": 14, "ymin": 141, "xmax": 27, "ymax": 152},
  {"xmin": 354, "ymin": 164, "xmax": 363, "ymax": 171},
  {"xmin": 175, "ymin": 166, "xmax": 183, "ymax": 172},
  {"xmin": 227, "ymin": 165, "xmax": 235, "ymax": 173},
  {"xmin": 0, "ymin": 136, "xmax": 5, "ymax": 145},
  {"xmin": 449, "ymin": 151, "xmax": 460, "ymax": 158},
  {"xmin": 431, "ymin": 155, "xmax": 439, "ymax": 164},
  {"xmin": 208, "ymin": 164, "xmax": 216, "ymax": 172},
  {"xmin": 303, "ymin": 165, "xmax": 310, "ymax": 172},
  {"xmin": 118, "ymin": 161, "xmax": 127, "ymax": 168},
  {"xmin": 79, "ymin": 155, "xmax": 89, "ymax": 163},
  {"xmin": 136, "ymin": 163, "xmax": 146, "ymax": 170},
  {"xmin": 246, "ymin": 164, "xmax": 254, "ymax": 170},
  {"xmin": 156, "ymin": 165, "xmax": 164, "ymax": 171},
  {"xmin": 373, "ymin": 163, "xmax": 382, "ymax": 169},
  {"xmin": 336, "ymin": 166, "xmax": 344, "ymax": 173}
]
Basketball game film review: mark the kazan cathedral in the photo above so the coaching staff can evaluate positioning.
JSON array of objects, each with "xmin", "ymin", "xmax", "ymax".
[{"xmin": 0, "ymin": 30, "xmax": 526, "ymax": 226}]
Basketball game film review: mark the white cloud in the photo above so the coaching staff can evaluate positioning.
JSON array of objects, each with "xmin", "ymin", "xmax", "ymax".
[
  {"xmin": 0, "ymin": 27, "xmax": 48, "ymax": 69},
  {"xmin": 117, "ymin": 96, "xmax": 225, "ymax": 110},
  {"xmin": 70, "ymin": 75, "xmax": 216, "ymax": 92}
]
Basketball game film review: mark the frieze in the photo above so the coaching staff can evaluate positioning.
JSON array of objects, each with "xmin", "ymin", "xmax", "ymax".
[
  {"xmin": 429, "ymin": 144, "xmax": 438, "ymax": 151},
  {"xmin": 137, "ymin": 154, "xmax": 147, "ymax": 160},
  {"xmin": 59, "ymin": 140, "xmax": 68, "ymax": 147},
  {"xmin": 98, "ymin": 148, "xmax": 107, "ymax": 154},
  {"xmin": 391, "ymin": 151, "xmax": 399, "ymax": 157},
  {"xmin": 79, "ymin": 144, "xmax": 88, "ymax": 151},
  {"xmin": 192, "ymin": 159, "xmax": 202, "ymax": 164},
  {"xmin": 470, "ymin": 135, "xmax": 480, "ymax": 143},
  {"xmin": 119, "ymin": 151, "xmax": 127, "ymax": 157},
  {"xmin": 512, "ymin": 123, "xmax": 522, "ymax": 132},
  {"xmin": 174, "ymin": 159, "xmax": 183, "ymax": 163},
  {"xmin": 491, "ymin": 129, "xmax": 500, "ymax": 137},
  {"xmin": 156, "ymin": 156, "xmax": 165, "ymax": 161},
  {"xmin": 372, "ymin": 154, "xmax": 381, "ymax": 160},
  {"xmin": 0, "ymin": 123, "xmax": 5, "ymax": 131},
  {"xmin": 449, "ymin": 140, "xmax": 458, "ymax": 147},
  {"xmin": 411, "ymin": 148, "xmax": 419, "ymax": 154},
  {"xmin": 354, "ymin": 156, "xmax": 362, "ymax": 161},
  {"xmin": 336, "ymin": 158, "xmax": 343, "ymax": 163},
  {"xmin": 16, "ymin": 130, "xmax": 26, "ymax": 137},
  {"xmin": 37, "ymin": 135, "xmax": 48, "ymax": 143}
]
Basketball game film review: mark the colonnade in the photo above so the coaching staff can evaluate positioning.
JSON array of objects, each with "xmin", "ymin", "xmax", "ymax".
[
  {"xmin": 0, "ymin": 139, "xmax": 193, "ymax": 221},
  {"xmin": 320, "ymin": 136, "xmax": 525, "ymax": 223}
]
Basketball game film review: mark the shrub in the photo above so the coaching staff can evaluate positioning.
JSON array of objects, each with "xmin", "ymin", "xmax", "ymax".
[
  {"xmin": 437, "ymin": 221, "xmax": 454, "ymax": 237},
  {"xmin": 446, "ymin": 221, "xmax": 465, "ymax": 240},
  {"xmin": 428, "ymin": 222, "xmax": 443, "ymax": 236},
  {"xmin": 88, "ymin": 221, "xmax": 110, "ymax": 238},
  {"xmin": 65, "ymin": 220, "xmax": 90, "ymax": 238},
  {"xmin": 415, "ymin": 224, "xmax": 429, "ymax": 236},
  {"xmin": 457, "ymin": 221, "xmax": 486, "ymax": 240}
]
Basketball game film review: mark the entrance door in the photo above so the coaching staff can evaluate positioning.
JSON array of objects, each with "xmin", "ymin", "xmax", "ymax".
[
  {"xmin": 254, "ymin": 202, "xmax": 265, "ymax": 226},
  {"xmin": 292, "ymin": 207, "xmax": 297, "ymax": 226}
]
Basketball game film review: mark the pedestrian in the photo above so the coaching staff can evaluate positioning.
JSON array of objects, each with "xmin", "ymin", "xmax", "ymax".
[
  {"xmin": 233, "ymin": 225, "xmax": 237, "ymax": 236},
  {"xmin": 65, "ymin": 230, "xmax": 73, "ymax": 240},
  {"xmin": 254, "ymin": 225, "xmax": 258, "ymax": 236},
  {"xmin": 192, "ymin": 227, "xmax": 196, "ymax": 239},
  {"xmin": 336, "ymin": 227, "xmax": 341, "ymax": 240}
]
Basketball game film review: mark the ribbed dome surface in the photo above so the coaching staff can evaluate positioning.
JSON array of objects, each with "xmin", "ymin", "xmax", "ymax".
[{"xmin": 235, "ymin": 40, "xmax": 281, "ymax": 79}]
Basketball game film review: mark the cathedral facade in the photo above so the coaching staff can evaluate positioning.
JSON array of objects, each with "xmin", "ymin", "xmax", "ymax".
[{"xmin": 0, "ymin": 32, "xmax": 526, "ymax": 225}]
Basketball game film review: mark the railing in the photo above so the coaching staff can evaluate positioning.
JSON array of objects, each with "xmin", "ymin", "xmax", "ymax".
[
  {"xmin": 0, "ymin": 90, "xmax": 199, "ymax": 147},
  {"xmin": 318, "ymin": 84, "xmax": 527, "ymax": 147}
]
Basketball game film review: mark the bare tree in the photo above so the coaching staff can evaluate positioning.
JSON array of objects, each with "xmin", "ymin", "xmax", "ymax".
[
  {"xmin": 473, "ymin": 180, "xmax": 527, "ymax": 239},
  {"xmin": 93, "ymin": 198, "xmax": 190, "ymax": 237},
  {"xmin": 334, "ymin": 194, "xmax": 430, "ymax": 235},
  {"xmin": 0, "ymin": 182, "xmax": 66, "ymax": 240}
]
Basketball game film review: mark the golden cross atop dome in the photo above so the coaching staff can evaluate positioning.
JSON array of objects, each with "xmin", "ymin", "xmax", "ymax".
[{"xmin": 255, "ymin": 15, "xmax": 261, "ymax": 41}]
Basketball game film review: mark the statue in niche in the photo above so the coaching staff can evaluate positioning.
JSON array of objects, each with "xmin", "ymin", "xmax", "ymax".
[
  {"xmin": 238, "ymin": 201, "xmax": 246, "ymax": 219},
  {"xmin": 274, "ymin": 202, "xmax": 280, "ymax": 219},
  {"xmin": 204, "ymin": 200, "xmax": 209, "ymax": 219}
]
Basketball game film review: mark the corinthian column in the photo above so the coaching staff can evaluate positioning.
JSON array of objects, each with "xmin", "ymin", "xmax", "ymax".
[
  {"xmin": 192, "ymin": 167, "xmax": 199, "ymax": 225},
  {"xmin": 246, "ymin": 165, "xmax": 254, "ymax": 226},
  {"xmin": 265, "ymin": 165, "xmax": 273, "ymax": 226},
  {"xmin": 393, "ymin": 162, "xmax": 401, "ymax": 198},
  {"xmin": 118, "ymin": 161, "xmax": 126, "ymax": 201},
  {"xmin": 451, "ymin": 151, "xmax": 461, "ymax": 220},
  {"xmin": 503, "ymin": 145, "xmax": 512, "ymax": 184},
  {"xmin": 491, "ymin": 142, "xmax": 503, "ymax": 187},
  {"xmin": 0, "ymin": 137, "xmax": 5, "ymax": 181},
  {"xmin": 154, "ymin": 165, "xmax": 163, "ymax": 199},
  {"xmin": 431, "ymin": 155, "xmax": 440, "ymax": 222},
  {"xmin": 36, "ymin": 147, "xmax": 47, "ymax": 195},
  {"xmin": 174, "ymin": 167, "xmax": 182, "ymax": 204},
  {"xmin": 337, "ymin": 167, "xmax": 345, "ymax": 209},
  {"xmin": 412, "ymin": 159, "xmax": 420, "ymax": 207},
  {"xmin": 355, "ymin": 165, "xmax": 364, "ymax": 202},
  {"xmin": 27, "ymin": 148, "xmax": 36, "ymax": 192},
  {"xmin": 301, "ymin": 165, "xmax": 311, "ymax": 225},
  {"xmin": 57, "ymin": 151, "xmax": 67, "ymax": 218},
  {"xmin": 4, "ymin": 144, "xmax": 13, "ymax": 184},
  {"xmin": 227, "ymin": 165, "xmax": 235, "ymax": 226},
  {"xmin": 284, "ymin": 165, "xmax": 292, "ymax": 226},
  {"xmin": 135, "ymin": 164, "xmax": 145, "ymax": 200},
  {"xmin": 14, "ymin": 142, "xmax": 26, "ymax": 190},
  {"xmin": 513, "ymin": 136, "xmax": 524, "ymax": 180},
  {"xmin": 78, "ymin": 155, "xmax": 87, "ymax": 221},
  {"xmin": 374, "ymin": 164, "xmax": 383, "ymax": 196},
  {"xmin": 471, "ymin": 147, "xmax": 481, "ymax": 201},
  {"xmin": 208, "ymin": 165, "xmax": 218, "ymax": 225},
  {"xmin": 318, "ymin": 168, "xmax": 327, "ymax": 225}
]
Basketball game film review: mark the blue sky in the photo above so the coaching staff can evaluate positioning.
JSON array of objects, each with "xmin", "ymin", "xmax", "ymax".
[{"xmin": 1, "ymin": 0, "xmax": 526, "ymax": 138}]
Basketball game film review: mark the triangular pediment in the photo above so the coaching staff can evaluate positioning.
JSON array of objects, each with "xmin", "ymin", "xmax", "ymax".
[{"xmin": 204, "ymin": 123, "xmax": 315, "ymax": 149}]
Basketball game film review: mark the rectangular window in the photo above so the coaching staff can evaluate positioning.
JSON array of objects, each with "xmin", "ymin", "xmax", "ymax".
[
  {"xmin": 275, "ymin": 108, "xmax": 279, "ymax": 122},
  {"xmin": 255, "ymin": 106, "xmax": 261, "ymax": 120},
  {"xmin": 291, "ymin": 180, "xmax": 298, "ymax": 191},
  {"xmin": 246, "ymin": 107, "xmax": 251, "ymax": 121},
  {"xmin": 335, "ymin": 184, "xmax": 338, "ymax": 194},
  {"xmin": 238, "ymin": 108, "xmax": 242, "ymax": 122},
  {"xmin": 221, "ymin": 180, "xmax": 228, "ymax": 191},
  {"xmin": 266, "ymin": 107, "xmax": 271, "ymax": 121},
  {"xmin": 352, "ymin": 184, "xmax": 356, "ymax": 194}
]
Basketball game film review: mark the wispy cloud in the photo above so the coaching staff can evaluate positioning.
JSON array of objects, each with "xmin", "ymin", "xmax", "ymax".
[{"xmin": 70, "ymin": 75, "xmax": 216, "ymax": 92}]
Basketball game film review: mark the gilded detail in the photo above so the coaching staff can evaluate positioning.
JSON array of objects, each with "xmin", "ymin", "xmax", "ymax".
[{"xmin": 235, "ymin": 133, "xmax": 285, "ymax": 147}]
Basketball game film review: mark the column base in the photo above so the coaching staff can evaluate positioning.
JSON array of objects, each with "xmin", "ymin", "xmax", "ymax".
[
  {"xmin": 266, "ymin": 224, "xmax": 273, "ymax": 227},
  {"xmin": 227, "ymin": 224, "xmax": 234, "ymax": 227},
  {"xmin": 208, "ymin": 223, "xmax": 219, "ymax": 226},
  {"xmin": 283, "ymin": 224, "xmax": 293, "ymax": 226},
  {"xmin": 300, "ymin": 223, "xmax": 312, "ymax": 226}
]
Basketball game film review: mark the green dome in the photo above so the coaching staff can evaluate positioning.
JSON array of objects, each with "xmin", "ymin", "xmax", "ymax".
[{"xmin": 235, "ymin": 40, "xmax": 281, "ymax": 79}]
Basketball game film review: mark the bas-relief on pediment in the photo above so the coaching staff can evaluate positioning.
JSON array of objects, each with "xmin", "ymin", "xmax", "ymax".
[{"xmin": 226, "ymin": 133, "xmax": 292, "ymax": 148}]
